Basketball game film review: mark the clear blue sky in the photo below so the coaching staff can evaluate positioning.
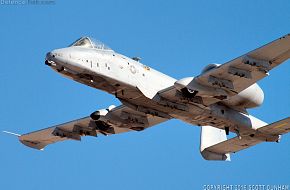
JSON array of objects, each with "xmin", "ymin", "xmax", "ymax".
[{"xmin": 0, "ymin": 0, "xmax": 289, "ymax": 189}]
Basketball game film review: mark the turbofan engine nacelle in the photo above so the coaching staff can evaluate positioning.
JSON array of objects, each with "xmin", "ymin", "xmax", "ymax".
[
  {"xmin": 174, "ymin": 64, "xmax": 226, "ymax": 97},
  {"xmin": 174, "ymin": 62, "xmax": 264, "ymax": 108},
  {"xmin": 201, "ymin": 63, "xmax": 221, "ymax": 74},
  {"xmin": 201, "ymin": 63, "xmax": 264, "ymax": 108},
  {"xmin": 224, "ymin": 83, "xmax": 264, "ymax": 108}
]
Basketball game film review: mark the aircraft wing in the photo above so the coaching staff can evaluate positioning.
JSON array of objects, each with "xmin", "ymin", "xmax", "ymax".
[
  {"xmin": 195, "ymin": 33, "xmax": 290, "ymax": 95},
  {"xmin": 203, "ymin": 117, "xmax": 290, "ymax": 155},
  {"xmin": 17, "ymin": 105, "xmax": 169, "ymax": 150}
]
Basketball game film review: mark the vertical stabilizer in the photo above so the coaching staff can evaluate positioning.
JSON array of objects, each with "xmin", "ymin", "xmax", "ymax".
[{"xmin": 200, "ymin": 126, "xmax": 230, "ymax": 161}]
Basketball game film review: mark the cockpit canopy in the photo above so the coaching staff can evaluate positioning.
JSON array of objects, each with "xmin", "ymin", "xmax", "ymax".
[{"xmin": 69, "ymin": 37, "xmax": 113, "ymax": 51}]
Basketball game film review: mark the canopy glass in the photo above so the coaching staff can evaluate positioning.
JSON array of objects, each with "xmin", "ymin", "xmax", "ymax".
[{"xmin": 69, "ymin": 37, "xmax": 112, "ymax": 51}]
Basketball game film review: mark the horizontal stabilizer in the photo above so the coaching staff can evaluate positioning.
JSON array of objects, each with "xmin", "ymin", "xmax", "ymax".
[
  {"xmin": 204, "ymin": 136, "xmax": 262, "ymax": 155},
  {"xmin": 257, "ymin": 117, "xmax": 290, "ymax": 135},
  {"xmin": 203, "ymin": 117, "xmax": 290, "ymax": 155}
]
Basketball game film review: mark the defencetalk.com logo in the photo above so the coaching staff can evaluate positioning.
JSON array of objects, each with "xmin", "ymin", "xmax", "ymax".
[{"xmin": 0, "ymin": 0, "xmax": 55, "ymax": 5}]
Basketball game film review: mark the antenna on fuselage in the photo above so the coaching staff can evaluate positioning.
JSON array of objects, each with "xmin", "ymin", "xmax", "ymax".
[{"xmin": 132, "ymin": 57, "xmax": 141, "ymax": 62}]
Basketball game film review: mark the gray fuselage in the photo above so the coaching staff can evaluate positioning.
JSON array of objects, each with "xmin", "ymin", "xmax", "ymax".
[{"xmin": 45, "ymin": 45, "xmax": 268, "ymax": 138}]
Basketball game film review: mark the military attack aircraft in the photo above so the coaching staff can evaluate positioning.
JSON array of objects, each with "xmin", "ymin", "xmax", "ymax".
[{"xmin": 5, "ymin": 34, "xmax": 290, "ymax": 161}]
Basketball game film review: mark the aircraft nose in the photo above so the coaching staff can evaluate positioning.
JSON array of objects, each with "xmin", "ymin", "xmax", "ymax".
[
  {"xmin": 45, "ymin": 52, "xmax": 52, "ymax": 66},
  {"xmin": 46, "ymin": 52, "xmax": 54, "ymax": 59},
  {"xmin": 45, "ymin": 51, "xmax": 56, "ymax": 66},
  {"xmin": 45, "ymin": 49, "xmax": 66, "ymax": 66},
  {"xmin": 44, "ymin": 48, "xmax": 75, "ymax": 73}
]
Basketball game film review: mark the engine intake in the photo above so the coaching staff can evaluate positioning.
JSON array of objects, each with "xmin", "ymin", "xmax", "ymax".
[{"xmin": 201, "ymin": 63, "xmax": 221, "ymax": 74}]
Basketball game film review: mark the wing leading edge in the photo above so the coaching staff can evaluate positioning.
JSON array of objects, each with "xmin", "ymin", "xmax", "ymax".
[
  {"xmin": 159, "ymin": 34, "xmax": 290, "ymax": 108},
  {"xmin": 195, "ymin": 33, "xmax": 290, "ymax": 95},
  {"xmin": 17, "ymin": 105, "xmax": 169, "ymax": 150}
]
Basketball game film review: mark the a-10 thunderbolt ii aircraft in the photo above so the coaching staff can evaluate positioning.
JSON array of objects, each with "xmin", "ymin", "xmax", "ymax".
[{"xmin": 6, "ymin": 34, "xmax": 290, "ymax": 161}]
